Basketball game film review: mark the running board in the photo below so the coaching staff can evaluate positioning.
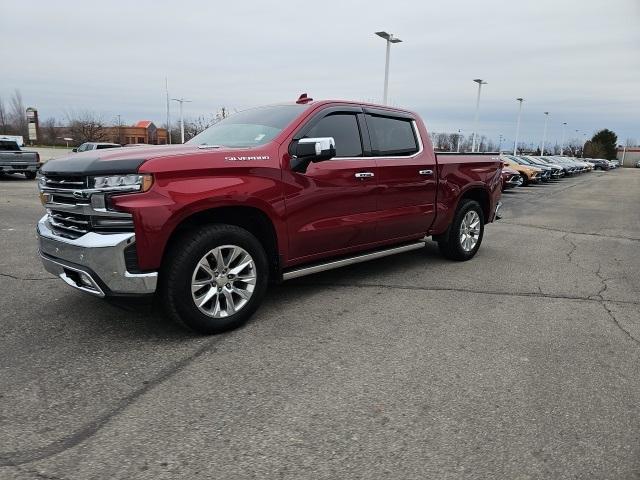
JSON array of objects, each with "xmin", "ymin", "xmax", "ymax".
[{"xmin": 282, "ymin": 241, "xmax": 427, "ymax": 281}]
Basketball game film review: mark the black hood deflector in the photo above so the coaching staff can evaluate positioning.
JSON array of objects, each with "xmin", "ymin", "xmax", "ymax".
[{"xmin": 40, "ymin": 157, "xmax": 147, "ymax": 176}]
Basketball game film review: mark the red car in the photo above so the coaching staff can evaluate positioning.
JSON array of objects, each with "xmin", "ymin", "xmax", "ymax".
[
  {"xmin": 501, "ymin": 165, "xmax": 523, "ymax": 190},
  {"xmin": 37, "ymin": 97, "xmax": 502, "ymax": 333}
]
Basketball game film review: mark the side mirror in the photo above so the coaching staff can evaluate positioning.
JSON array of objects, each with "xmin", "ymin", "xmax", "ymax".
[
  {"xmin": 291, "ymin": 137, "xmax": 336, "ymax": 173},
  {"xmin": 72, "ymin": 148, "xmax": 78, "ymax": 152}
]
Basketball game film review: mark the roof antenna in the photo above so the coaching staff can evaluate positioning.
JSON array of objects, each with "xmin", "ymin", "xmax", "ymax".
[{"xmin": 296, "ymin": 93, "xmax": 313, "ymax": 104}]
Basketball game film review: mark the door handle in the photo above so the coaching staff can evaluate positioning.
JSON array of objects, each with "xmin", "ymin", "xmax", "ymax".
[
  {"xmin": 419, "ymin": 169, "xmax": 433, "ymax": 176},
  {"xmin": 355, "ymin": 172, "xmax": 375, "ymax": 179}
]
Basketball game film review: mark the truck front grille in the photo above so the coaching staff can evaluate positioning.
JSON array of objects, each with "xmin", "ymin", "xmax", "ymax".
[
  {"xmin": 49, "ymin": 210, "xmax": 91, "ymax": 239},
  {"xmin": 40, "ymin": 174, "xmax": 134, "ymax": 239}
]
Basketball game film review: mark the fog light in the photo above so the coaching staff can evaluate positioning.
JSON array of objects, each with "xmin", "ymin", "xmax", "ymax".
[{"xmin": 79, "ymin": 272, "xmax": 94, "ymax": 288}]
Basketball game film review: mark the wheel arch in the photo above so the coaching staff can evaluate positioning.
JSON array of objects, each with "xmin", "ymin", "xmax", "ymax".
[{"xmin": 163, "ymin": 205, "xmax": 282, "ymax": 281}]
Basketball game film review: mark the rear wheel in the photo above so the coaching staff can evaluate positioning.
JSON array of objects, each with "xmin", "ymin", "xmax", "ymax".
[
  {"xmin": 160, "ymin": 224, "xmax": 269, "ymax": 334},
  {"xmin": 437, "ymin": 199, "xmax": 485, "ymax": 261}
]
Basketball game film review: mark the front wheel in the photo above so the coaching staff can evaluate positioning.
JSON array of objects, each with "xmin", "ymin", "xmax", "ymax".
[
  {"xmin": 25, "ymin": 171, "xmax": 36, "ymax": 180},
  {"xmin": 437, "ymin": 199, "xmax": 485, "ymax": 261},
  {"xmin": 160, "ymin": 224, "xmax": 269, "ymax": 334}
]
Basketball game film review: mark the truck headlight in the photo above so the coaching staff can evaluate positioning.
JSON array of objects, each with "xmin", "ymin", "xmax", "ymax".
[{"xmin": 90, "ymin": 174, "xmax": 153, "ymax": 192}]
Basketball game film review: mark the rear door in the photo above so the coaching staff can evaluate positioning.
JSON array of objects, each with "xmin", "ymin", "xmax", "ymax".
[
  {"xmin": 365, "ymin": 109, "xmax": 437, "ymax": 241},
  {"xmin": 284, "ymin": 106, "xmax": 379, "ymax": 262}
]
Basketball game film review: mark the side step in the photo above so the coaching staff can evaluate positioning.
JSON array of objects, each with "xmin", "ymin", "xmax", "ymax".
[{"xmin": 282, "ymin": 240, "xmax": 427, "ymax": 281}]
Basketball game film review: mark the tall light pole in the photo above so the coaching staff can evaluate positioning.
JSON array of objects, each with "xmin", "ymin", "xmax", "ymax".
[
  {"xmin": 165, "ymin": 77, "xmax": 171, "ymax": 145},
  {"xmin": 171, "ymin": 97, "xmax": 192, "ymax": 144},
  {"xmin": 513, "ymin": 97, "xmax": 524, "ymax": 155},
  {"xmin": 375, "ymin": 31, "xmax": 402, "ymax": 105},
  {"xmin": 457, "ymin": 129, "xmax": 462, "ymax": 152},
  {"xmin": 498, "ymin": 134, "xmax": 503, "ymax": 152},
  {"xmin": 540, "ymin": 111, "xmax": 549, "ymax": 155},
  {"xmin": 560, "ymin": 122, "xmax": 567, "ymax": 156},
  {"xmin": 471, "ymin": 79, "xmax": 487, "ymax": 152}
]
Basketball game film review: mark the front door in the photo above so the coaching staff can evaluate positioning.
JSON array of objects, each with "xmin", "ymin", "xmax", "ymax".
[{"xmin": 283, "ymin": 107, "xmax": 378, "ymax": 262}]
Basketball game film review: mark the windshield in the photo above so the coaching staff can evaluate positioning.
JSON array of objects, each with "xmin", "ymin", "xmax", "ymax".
[
  {"xmin": 187, "ymin": 104, "xmax": 307, "ymax": 148},
  {"xmin": 509, "ymin": 156, "xmax": 529, "ymax": 164}
]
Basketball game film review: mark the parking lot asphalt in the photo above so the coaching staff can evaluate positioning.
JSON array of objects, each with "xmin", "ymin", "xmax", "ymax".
[{"xmin": 1, "ymin": 169, "xmax": 639, "ymax": 479}]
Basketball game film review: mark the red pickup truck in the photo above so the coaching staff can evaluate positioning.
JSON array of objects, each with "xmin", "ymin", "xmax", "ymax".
[{"xmin": 37, "ymin": 97, "xmax": 502, "ymax": 333}]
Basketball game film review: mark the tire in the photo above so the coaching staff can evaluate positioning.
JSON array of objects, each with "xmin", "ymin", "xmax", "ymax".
[
  {"xmin": 24, "ymin": 172, "xmax": 36, "ymax": 180},
  {"xmin": 160, "ymin": 224, "xmax": 269, "ymax": 334},
  {"xmin": 519, "ymin": 173, "xmax": 529, "ymax": 186},
  {"xmin": 437, "ymin": 199, "xmax": 485, "ymax": 261}
]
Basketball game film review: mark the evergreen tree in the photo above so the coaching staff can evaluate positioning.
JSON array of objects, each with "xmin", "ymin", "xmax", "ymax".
[{"xmin": 589, "ymin": 129, "xmax": 618, "ymax": 160}]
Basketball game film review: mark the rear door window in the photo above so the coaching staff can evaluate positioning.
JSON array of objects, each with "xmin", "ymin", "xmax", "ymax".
[
  {"xmin": 366, "ymin": 115, "xmax": 418, "ymax": 157},
  {"xmin": 304, "ymin": 113, "xmax": 363, "ymax": 158}
]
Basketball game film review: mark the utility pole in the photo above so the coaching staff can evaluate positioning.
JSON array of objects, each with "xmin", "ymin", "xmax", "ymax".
[
  {"xmin": 513, "ymin": 98, "xmax": 523, "ymax": 155},
  {"xmin": 540, "ymin": 111, "xmax": 549, "ymax": 155},
  {"xmin": 471, "ymin": 79, "xmax": 487, "ymax": 152},
  {"xmin": 165, "ymin": 78, "xmax": 171, "ymax": 144},
  {"xmin": 171, "ymin": 97, "xmax": 192, "ymax": 144}
]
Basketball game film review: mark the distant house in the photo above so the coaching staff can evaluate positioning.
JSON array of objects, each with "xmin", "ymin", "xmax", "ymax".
[
  {"xmin": 112, "ymin": 121, "xmax": 167, "ymax": 145},
  {"xmin": 51, "ymin": 120, "xmax": 168, "ymax": 147}
]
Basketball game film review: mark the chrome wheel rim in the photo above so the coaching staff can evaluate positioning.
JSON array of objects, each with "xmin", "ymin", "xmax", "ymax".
[
  {"xmin": 190, "ymin": 245, "xmax": 256, "ymax": 318},
  {"xmin": 460, "ymin": 210, "xmax": 481, "ymax": 252}
]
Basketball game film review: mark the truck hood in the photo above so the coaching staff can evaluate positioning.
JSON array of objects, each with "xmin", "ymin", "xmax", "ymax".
[{"xmin": 39, "ymin": 144, "xmax": 259, "ymax": 176}]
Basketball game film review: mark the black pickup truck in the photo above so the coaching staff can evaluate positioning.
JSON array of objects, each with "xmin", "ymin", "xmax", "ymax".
[{"xmin": 0, "ymin": 140, "xmax": 41, "ymax": 179}]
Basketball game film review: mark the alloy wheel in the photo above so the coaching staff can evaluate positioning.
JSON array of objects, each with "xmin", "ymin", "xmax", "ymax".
[
  {"xmin": 190, "ymin": 245, "xmax": 257, "ymax": 318},
  {"xmin": 459, "ymin": 210, "xmax": 481, "ymax": 252}
]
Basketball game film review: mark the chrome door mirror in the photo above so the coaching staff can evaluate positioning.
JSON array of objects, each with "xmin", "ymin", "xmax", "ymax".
[
  {"xmin": 291, "ymin": 137, "xmax": 336, "ymax": 173},
  {"xmin": 296, "ymin": 137, "xmax": 336, "ymax": 162}
]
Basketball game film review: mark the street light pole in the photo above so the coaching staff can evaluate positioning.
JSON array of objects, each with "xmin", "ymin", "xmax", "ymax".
[
  {"xmin": 171, "ymin": 97, "xmax": 192, "ymax": 144},
  {"xmin": 513, "ymin": 97, "xmax": 523, "ymax": 155},
  {"xmin": 560, "ymin": 122, "xmax": 567, "ymax": 156},
  {"xmin": 165, "ymin": 77, "xmax": 171, "ymax": 145},
  {"xmin": 471, "ymin": 79, "xmax": 487, "ymax": 153},
  {"xmin": 375, "ymin": 31, "xmax": 402, "ymax": 105},
  {"xmin": 540, "ymin": 111, "xmax": 549, "ymax": 155},
  {"xmin": 457, "ymin": 129, "xmax": 462, "ymax": 152}
]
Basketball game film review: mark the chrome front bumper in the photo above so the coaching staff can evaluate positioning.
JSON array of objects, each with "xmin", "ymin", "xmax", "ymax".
[
  {"xmin": 37, "ymin": 215, "xmax": 157, "ymax": 297},
  {"xmin": 506, "ymin": 176, "xmax": 523, "ymax": 187}
]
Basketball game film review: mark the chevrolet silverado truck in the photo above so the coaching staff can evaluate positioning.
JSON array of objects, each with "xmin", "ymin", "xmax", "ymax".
[
  {"xmin": 0, "ymin": 139, "xmax": 41, "ymax": 179},
  {"xmin": 37, "ymin": 97, "xmax": 502, "ymax": 334}
]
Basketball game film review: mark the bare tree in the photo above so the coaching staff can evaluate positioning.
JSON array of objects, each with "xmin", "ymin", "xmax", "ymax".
[
  {"xmin": 0, "ymin": 96, "xmax": 9, "ymax": 134},
  {"xmin": 66, "ymin": 111, "xmax": 108, "ymax": 144},
  {"xmin": 40, "ymin": 117, "xmax": 58, "ymax": 145},
  {"xmin": 9, "ymin": 89, "xmax": 27, "ymax": 137}
]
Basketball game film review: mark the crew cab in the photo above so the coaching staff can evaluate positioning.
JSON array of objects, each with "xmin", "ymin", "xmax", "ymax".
[
  {"xmin": 0, "ymin": 139, "xmax": 41, "ymax": 179},
  {"xmin": 37, "ymin": 97, "xmax": 502, "ymax": 334}
]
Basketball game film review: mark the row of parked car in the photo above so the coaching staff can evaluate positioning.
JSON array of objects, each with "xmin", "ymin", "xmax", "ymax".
[{"xmin": 499, "ymin": 154, "xmax": 619, "ymax": 191}]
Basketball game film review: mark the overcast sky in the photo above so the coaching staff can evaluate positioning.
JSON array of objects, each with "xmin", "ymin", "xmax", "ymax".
[{"xmin": 1, "ymin": 0, "xmax": 638, "ymax": 147}]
